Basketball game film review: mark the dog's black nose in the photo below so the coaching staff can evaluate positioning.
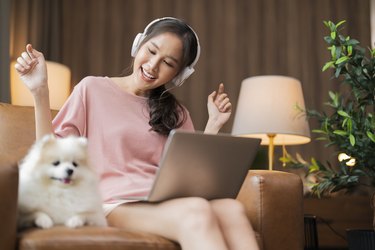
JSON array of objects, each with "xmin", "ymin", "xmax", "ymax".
[{"xmin": 66, "ymin": 169, "xmax": 74, "ymax": 176}]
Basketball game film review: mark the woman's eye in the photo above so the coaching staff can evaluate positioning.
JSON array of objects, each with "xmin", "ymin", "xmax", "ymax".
[
  {"xmin": 148, "ymin": 48, "xmax": 156, "ymax": 55},
  {"xmin": 164, "ymin": 61, "xmax": 174, "ymax": 68}
]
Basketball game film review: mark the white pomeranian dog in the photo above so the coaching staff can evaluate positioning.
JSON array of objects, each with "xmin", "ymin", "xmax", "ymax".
[{"xmin": 18, "ymin": 134, "xmax": 107, "ymax": 229}]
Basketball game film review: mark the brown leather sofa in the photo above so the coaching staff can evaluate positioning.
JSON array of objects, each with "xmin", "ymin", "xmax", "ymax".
[{"xmin": 0, "ymin": 102, "xmax": 304, "ymax": 250}]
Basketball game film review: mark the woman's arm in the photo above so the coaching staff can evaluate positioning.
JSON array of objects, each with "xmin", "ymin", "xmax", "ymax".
[
  {"xmin": 204, "ymin": 83, "xmax": 232, "ymax": 134},
  {"xmin": 14, "ymin": 44, "xmax": 53, "ymax": 139}
]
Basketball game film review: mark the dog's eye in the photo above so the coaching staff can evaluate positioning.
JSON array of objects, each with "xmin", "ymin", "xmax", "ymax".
[
  {"xmin": 52, "ymin": 161, "xmax": 60, "ymax": 166},
  {"xmin": 72, "ymin": 162, "xmax": 78, "ymax": 167}
]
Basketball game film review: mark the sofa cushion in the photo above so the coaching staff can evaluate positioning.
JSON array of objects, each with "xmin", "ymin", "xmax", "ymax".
[
  {"xmin": 0, "ymin": 164, "xmax": 18, "ymax": 250},
  {"xmin": 18, "ymin": 227, "xmax": 180, "ymax": 250},
  {"xmin": 0, "ymin": 103, "xmax": 58, "ymax": 165}
]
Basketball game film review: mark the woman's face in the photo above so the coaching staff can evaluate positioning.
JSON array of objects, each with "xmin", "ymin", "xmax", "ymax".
[{"xmin": 133, "ymin": 32, "xmax": 183, "ymax": 91}]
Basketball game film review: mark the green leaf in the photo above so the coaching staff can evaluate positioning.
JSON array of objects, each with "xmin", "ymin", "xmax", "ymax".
[
  {"xmin": 346, "ymin": 39, "xmax": 360, "ymax": 46},
  {"xmin": 330, "ymin": 45, "xmax": 336, "ymax": 58},
  {"xmin": 347, "ymin": 119, "xmax": 353, "ymax": 132},
  {"xmin": 322, "ymin": 61, "xmax": 335, "ymax": 71},
  {"xmin": 333, "ymin": 130, "xmax": 347, "ymax": 136},
  {"xmin": 342, "ymin": 118, "xmax": 348, "ymax": 128},
  {"xmin": 323, "ymin": 20, "xmax": 335, "ymax": 31},
  {"xmin": 312, "ymin": 129, "xmax": 327, "ymax": 134},
  {"xmin": 336, "ymin": 56, "xmax": 349, "ymax": 64},
  {"xmin": 335, "ymin": 67, "xmax": 342, "ymax": 78},
  {"xmin": 328, "ymin": 91, "xmax": 339, "ymax": 107},
  {"xmin": 324, "ymin": 36, "xmax": 334, "ymax": 44},
  {"xmin": 347, "ymin": 45, "xmax": 353, "ymax": 56},
  {"xmin": 336, "ymin": 20, "xmax": 346, "ymax": 28},
  {"xmin": 337, "ymin": 110, "xmax": 350, "ymax": 118},
  {"xmin": 335, "ymin": 46, "xmax": 342, "ymax": 59},
  {"xmin": 367, "ymin": 131, "xmax": 375, "ymax": 142},
  {"xmin": 311, "ymin": 158, "xmax": 320, "ymax": 170},
  {"xmin": 349, "ymin": 134, "xmax": 355, "ymax": 146},
  {"xmin": 279, "ymin": 157, "xmax": 290, "ymax": 163},
  {"xmin": 330, "ymin": 31, "xmax": 336, "ymax": 40},
  {"xmin": 328, "ymin": 91, "xmax": 336, "ymax": 100},
  {"xmin": 309, "ymin": 164, "xmax": 319, "ymax": 173}
]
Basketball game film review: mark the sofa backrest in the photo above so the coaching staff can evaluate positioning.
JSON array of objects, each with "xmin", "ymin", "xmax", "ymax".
[{"xmin": 0, "ymin": 102, "xmax": 57, "ymax": 165}]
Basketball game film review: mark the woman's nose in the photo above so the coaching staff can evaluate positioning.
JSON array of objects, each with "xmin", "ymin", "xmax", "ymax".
[{"xmin": 148, "ymin": 57, "xmax": 160, "ymax": 72}]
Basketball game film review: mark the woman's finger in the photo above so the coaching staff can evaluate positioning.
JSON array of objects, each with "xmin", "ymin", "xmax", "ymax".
[
  {"xmin": 215, "ymin": 93, "xmax": 227, "ymax": 103},
  {"xmin": 221, "ymin": 102, "xmax": 232, "ymax": 112},
  {"xmin": 219, "ymin": 97, "xmax": 230, "ymax": 109},
  {"xmin": 14, "ymin": 62, "xmax": 26, "ymax": 73},
  {"xmin": 208, "ymin": 91, "xmax": 216, "ymax": 102},
  {"xmin": 225, "ymin": 103, "xmax": 232, "ymax": 112},
  {"xmin": 21, "ymin": 52, "xmax": 32, "ymax": 64},
  {"xmin": 217, "ymin": 83, "xmax": 225, "ymax": 94},
  {"xmin": 17, "ymin": 57, "xmax": 30, "ymax": 69},
  {"xmin": 26, "ymin": 44, "xmax": 36, "ymax": 59}
]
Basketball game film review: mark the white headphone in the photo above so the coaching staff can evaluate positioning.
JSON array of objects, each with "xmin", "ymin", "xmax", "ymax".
[{"xmin": 131, "ymin": 17, "xmax": 201, "ymax": 87}]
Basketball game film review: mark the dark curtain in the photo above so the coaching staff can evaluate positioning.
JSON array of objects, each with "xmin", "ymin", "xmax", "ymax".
[{"xmin": 10, "ymin": 0, "xmax": 371, "ymax": 169}]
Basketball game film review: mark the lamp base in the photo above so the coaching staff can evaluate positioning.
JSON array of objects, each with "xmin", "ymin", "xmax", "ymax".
[{"xmin": 267, "ymin": 134, "xmax": 276, "ymax": 170}]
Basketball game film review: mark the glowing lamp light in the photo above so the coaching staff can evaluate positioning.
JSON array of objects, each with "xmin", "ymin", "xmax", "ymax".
[{"xmin": 338, "ymin": 153, "xmax": 356, "ymax": 167}]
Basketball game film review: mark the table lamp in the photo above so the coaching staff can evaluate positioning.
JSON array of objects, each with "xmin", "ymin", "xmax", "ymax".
[
  {"xmin": 10, "ymin": 60, "xmax": 71, "ymax": 110},
  {"xmin": 231, "ymin": 75, "xmax": 311, "ymax": 170}
]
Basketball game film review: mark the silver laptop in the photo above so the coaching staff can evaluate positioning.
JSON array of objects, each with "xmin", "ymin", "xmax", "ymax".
[{"xmin": 125, "ymin": 130, "xmax": 261, "ymax": 202}]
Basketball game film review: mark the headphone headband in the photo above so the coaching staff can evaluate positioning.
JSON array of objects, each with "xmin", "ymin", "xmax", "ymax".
[{"xmin": 131, "ymin": 17, "xmax": 201, "ymax": 86}]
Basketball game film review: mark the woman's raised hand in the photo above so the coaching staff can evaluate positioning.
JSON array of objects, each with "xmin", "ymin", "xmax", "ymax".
[
  {"xmin": 14, "ymin": 44, "xmax": 48, "ymax": 94},
  {"xmin": 205, "ymin": 83, "xmax": 232, "ymax": 134}
]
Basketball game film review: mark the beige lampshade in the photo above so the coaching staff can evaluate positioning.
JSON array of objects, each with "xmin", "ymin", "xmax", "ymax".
[
  {"xmin": 10, "ymin": 60, "xmax": 71, "ymax": 110},
  {"xmin": 231, "ymin": 75, "xmax": 311, "ymax": 145}
]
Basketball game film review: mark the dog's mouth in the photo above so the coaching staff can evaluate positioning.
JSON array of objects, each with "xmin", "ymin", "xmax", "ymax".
[{"xmin": 51, "ymin": 177, "xmax": 73, "ymax": 184}]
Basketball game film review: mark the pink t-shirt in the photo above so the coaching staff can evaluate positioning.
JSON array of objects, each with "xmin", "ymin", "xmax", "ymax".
[{"xmin": 52, "ymin": 76, "xmax": 194, "ymax": 203}]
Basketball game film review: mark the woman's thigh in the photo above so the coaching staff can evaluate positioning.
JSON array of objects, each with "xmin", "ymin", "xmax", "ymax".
[{"xmin": 106, "ymin": 197, "xmax": 215, "ymax": 241}]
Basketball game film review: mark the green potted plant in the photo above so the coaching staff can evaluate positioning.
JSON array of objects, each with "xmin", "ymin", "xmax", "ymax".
[{"xmin": 282, "ymin": 20, "xmax": 375, "ymax": 248}]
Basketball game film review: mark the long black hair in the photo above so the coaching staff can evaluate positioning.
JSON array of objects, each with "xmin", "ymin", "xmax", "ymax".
[{"xmin": 139, "ymin": 19, "xmax": 199, "ymax": 135}]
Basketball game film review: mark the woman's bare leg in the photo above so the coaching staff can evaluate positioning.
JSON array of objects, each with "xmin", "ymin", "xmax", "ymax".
[
  {"xmin": 210, "ymin": 199, "xmax": 259, "ymax": 250},
  {"xmin": 107, "ymin": 197, "xmax": 228, "ymax": 250}
]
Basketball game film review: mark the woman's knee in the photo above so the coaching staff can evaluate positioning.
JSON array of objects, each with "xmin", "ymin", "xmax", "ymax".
[
  {"xmin": 212, "ymin": 198, "xmax": 248, "ymax": 218},
  {"xmin": 178, "ymin": 197, "xmax": 217, "ymax": 232}
]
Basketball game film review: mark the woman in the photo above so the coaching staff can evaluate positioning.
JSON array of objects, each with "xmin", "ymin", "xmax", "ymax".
[{"xmin": 15, "ymin": 17, "xmax": 259, "ymax": 250}]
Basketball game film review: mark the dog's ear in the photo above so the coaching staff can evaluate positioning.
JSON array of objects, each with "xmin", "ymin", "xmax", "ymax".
[
  {"xmin": 75, "ymin": 137, "xmax": 88, "ymax": 151},
  {"xmin": 77, "ymin": 137, "xmax": 88, "ymax": 146},
  {"xmin": 38, "ymin": 134, "xmax": 57, "ymax": 149}
]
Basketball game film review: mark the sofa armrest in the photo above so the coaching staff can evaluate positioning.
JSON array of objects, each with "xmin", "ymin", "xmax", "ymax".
[
  {"xmin": 237, "ymin": 170, "xmax": 304, "ymax": 250},
  {"xmin": 0, "ymin": 163, "xmax": 18, "ymax": 250}
]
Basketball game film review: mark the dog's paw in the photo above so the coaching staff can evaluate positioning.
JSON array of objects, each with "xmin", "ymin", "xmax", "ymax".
[
  {"xmin": 88, "ymin": 216, "xmax": 108, "ymax": 227},
  {"xmin": 65, "ymin": 215, "xmax": 85, "ymax": 228},
  {"xmin": 34, "ymin": 212, "xmax": 54, "ymax": 229}
]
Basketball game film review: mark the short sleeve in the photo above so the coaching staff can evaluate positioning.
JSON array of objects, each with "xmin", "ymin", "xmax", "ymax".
[
  {"xmin": 52, "ymin": 80, "xmax": 87, "ymax": 137},
  {"xmin": 179, "ymin": 106, "xmax": 195, "ymax": 131}
]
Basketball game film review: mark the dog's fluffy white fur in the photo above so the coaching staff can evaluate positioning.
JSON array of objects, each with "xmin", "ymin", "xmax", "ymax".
[{"xmin": 18, "ymin": 135, "xmax": 107, "ymax": 229}]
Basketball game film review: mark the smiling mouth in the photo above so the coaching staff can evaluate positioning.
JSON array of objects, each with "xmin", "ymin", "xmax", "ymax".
[
  {"xmin": 51, "ymin": 177, "xmax": 72, "ymax": 184},
  {"xmin": 141, "ymin": 67, "xmax": 156, "ymax": 80}
]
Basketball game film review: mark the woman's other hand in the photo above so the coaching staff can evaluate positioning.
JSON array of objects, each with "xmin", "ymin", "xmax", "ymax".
[
  {"xmin": 205, "ymin": 83, "xmax": 232, "ymax": 134},
  {"xmin": 14, "ymin": 44, "xmax": 48, "ymax": 95}
]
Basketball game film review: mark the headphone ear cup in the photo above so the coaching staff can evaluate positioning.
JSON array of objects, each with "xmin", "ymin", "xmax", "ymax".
[
  {"xmin": 172, "ymin": 67, "xmax": 195, "ymax": 87},
  {"xmin": 131, "ymin": 33, "xmax": 144, "ymax": 57}
]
